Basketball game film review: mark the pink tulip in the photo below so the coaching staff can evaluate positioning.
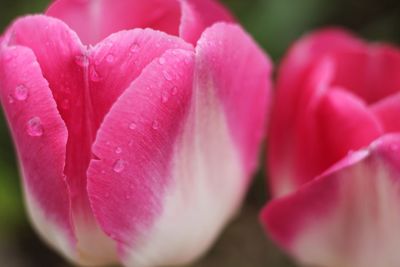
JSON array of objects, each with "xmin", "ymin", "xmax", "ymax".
[
  {"xmin": 261, "ymin": 28, "xmax": 400, "ymax": 267},
  {"xmin": 0, "ymin": 0, "xmax": 272, "ymax": 266}
]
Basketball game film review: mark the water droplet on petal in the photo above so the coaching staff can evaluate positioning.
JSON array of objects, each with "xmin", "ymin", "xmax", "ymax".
[
  {"xmin": 158, "ymin": 57, "xmax": 166, "ymax": 65},
  {"xmin": 115, "ymin": 147, "xmax": 122, "ymax": 154},
  {"xmin": 90, "ymin": 68, "xmax": 102, "ymax": 82},
  {"xmin": 75, "ymin": 55, "xmax": 88, "ymax": 67},
  {"xmin": 129, "ymin": 122, "xmax": 137, "ymax": 130},
  {"xmin": 184, "ymin": 57, "xmax": 191, "ymax": 65},
  {"xmin": 391, "ymin": 144, "xmax": 399, "ymax": 151},
  {"xmin": 161, "ymin": 90, "xmax": 169, "ymax": 103},
  {"xmin": 15, "ymin": 85, "xmax": 28, "ymax": 101},
  {"xmin": 130, "ymin": 42, "xmax": 140, "ymax": 53},
  {"xmin": 152, "ymin": 120, "xmax": 160, "ymax": 130},
  {"xmin": 61, "ymin": 99, "xmax": 70, "ymax": 110},
  {"xmin": 106, "ymin": 54, "xmax": 115, "ymax": 63},
  {"xmin": 171, "ymin": 86, "xmax": 178, "ymax": 95},
  {"xmin": 163, "ymin": 70, "xmax": 173, "ymax": 81},
  {"xmin": 125, "ymin": 194, "xmax": 131, "ymax": 200},
  {"xmin": 128, "ymin": 140, "xmax": 134, "ymax": 147},
  {"xmin": 113, "ymin": 159, "xmax": 126, "ymax": 173},
  {"xmin": 8, "ymin": 94, "xmax": 15, "ymax": 104},
  {"xmin": 4, "ymin": 53, "xmax": 13, "ymax": 62},
  {"xmin": 27, "ymin": 117, "xmax": 44, "ymax": 137}
]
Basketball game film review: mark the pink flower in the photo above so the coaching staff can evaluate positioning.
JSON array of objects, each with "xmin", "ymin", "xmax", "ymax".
[
  {"xmin": 0, "ymin": 0, "xmax": 272, "ymax": 266},
  {"xmin": 261, "ymin": 28, "xmax": 400, "ymax": 267}
]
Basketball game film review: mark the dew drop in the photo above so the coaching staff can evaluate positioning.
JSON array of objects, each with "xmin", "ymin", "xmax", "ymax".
[
  {"xmin": 115, "ymin": 147, "xmax": 122, "ymax": 154},
  {"xmin": 61, "ymin": 99, "xmax": 70, "ymax": 110},
  {"xmin": 128, "ymin": 140, "xmax": 134, "ymax": 147},
  {"xmin": 113, "ymin": 159, "xmax": 126, "ymax": 173},
  {"xmin": 4, "ymin": 53, "xmax": 13, "ymax": 62},
  {"xmin": 75, "ymin": 55, "xmax": 88, "ymax": 67},
  {"xmin": 158, "ymin": 57, "xmax": 166, "ymax": 65},
  {"xmin": 391, "ymin": 144, "xmax": 399, "ymax": 151},
  {"xmin": 152, "ymin": 120, "xmax": 160, "ymax": 130},
  {"xmin": 161, "ymin": 90, "xmax": 169, "ymax": 103},
  {"xmin": 129, "ymin": 122, "xmax": 137, "ymax": 130},
  {"xmin": 106, "ymin": 54, "xmax": 115, "ymax": 63},
  {"xmin": 27, "ymin": 117, "xmax": 44, "ymax": 137},
  {"xmin": 90, "ymin": 68, "xmax": 102, "ymax": 82},
  {"xmin": 15, "ymin": 85, "xmax": 28, "ymax": 101},
  {"xmin": 163, "ymin": 70, "xmax": 173, "ymax": 81},
  {"xmin": 184, "ymin": 57, "xmax": 191, "ymax": 65},
  {"xmin": 171, "ymin": 86, "xmax": 178, "ymax": 95},
  {"xmin": 130, "ymin": 42, "xmax": 140, "ymax": 53},
  {"xmin": 125, "ymin": 194, "xmax": 131, "ymax": 200},
  {"xmin": 8, "ymin": 94, "xmax": 15, "ymax": 104}
]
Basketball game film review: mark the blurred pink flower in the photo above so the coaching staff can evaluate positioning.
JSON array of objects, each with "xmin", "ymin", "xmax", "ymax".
[
  {"xmin": 0, "ymin": 0, "xmax": 272, "ymax": 266},
  {"xmin": 261, "ymin": 28, "xmax": 400, "ymax": 267}
]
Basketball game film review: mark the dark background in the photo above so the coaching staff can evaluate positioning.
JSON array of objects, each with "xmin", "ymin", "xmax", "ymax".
[{"xmin": 0, "ymin": 0, "xmax": 399, "ymax": 266}]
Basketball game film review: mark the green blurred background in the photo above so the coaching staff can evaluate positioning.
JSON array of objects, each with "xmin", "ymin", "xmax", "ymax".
[{"xmin": 0, "ymin": 0, "xmax": 399, "ymax": 266}]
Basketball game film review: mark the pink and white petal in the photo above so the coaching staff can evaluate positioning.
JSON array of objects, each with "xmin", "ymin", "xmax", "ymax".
[
  {"xmin": 269, "ymin": 28, "xmax": 365, "ymax": 196},
  {"xmin": 195, "ymin": 22, "xmax": 272, "ymax": 177},
  {"xmin": 316, "ymin": 88, "xmax": 383, "ymax": 173},
  {"xmin": 87, "ymin": 49, "xmax": 199, "ymax": 266},
  {"xmin": 0, "ymin": 45, "xmax": 74, "ymax": 262},
  {"xmin": 262, "ymin": 134, "xmax": 400, "ymax": 267},
  {"xmin": 88, "ymin": 22, "xmax": 269, "ymax": 265},
  {"xmin": 88, "ymin": 28, "xmax": 193, "ymax": 130},
  {"xmin": 371, "ymin": 92, "xmax": 400, "ymax": 133},
  {"xmin": 46, "ymin": 0, "xmax": 181, "ymax": 45},
  {"xmin": 179, "ymin": 0, "xmax": 234, "ymax": 44},
  {"xmin": 5, "ymin": 15, "xmax": 118, "ymax": 264}
]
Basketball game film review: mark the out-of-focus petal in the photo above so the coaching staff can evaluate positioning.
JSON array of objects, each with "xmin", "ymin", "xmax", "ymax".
[
  {"xmin": 330, "ymin": 45, "xmax": 400, "ymax": 104},
  {"xmin": 87, "ymin": 22, "xmax": 271, "ymax": 267},
  {"xmin": 46, "ymin": 0, "xmax": 181, "ymax": 45},
  {"xmin": 46, "ymin": 0, "xmax": 234, "ymax": 45},
  {"xmin": 316, "ymin": 88, "xmax": 383, "ymax": 174},
  {"xmin": 179, "ymin": 0, "xmax": 234, "ymax": 44},
  {"xmin": 371, "ymin": 92, "xmax": 400, "ymax": 133},
  {"xmin": 0, "ymin": 45, "xmax": 74, "ymax": 261},
  {"xmin": 262, "ymin": 134, "xmax": 400, "ymax": 267},
  {"xmin": 269, "ymin": 28, "xmax": 365, "ymax": 196}
]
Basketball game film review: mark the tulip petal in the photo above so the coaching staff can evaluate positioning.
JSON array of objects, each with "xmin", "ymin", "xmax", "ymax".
[
  {"xmin": 0, "ymin": 45, "xmax": 74, "ymax": 260},
  {"xmin": 87, "ymin": 49, "xmax": 197, "ymax": 266},
  {"xmin": 330, "ymin": 44, "xmax": 400, "ymax": 104},
  {"xmin": 46, "ymin": 0, "xmax": 181, "ymax": 45},
  {"xmin": 316, "ymin": 88, "xmax": 383, "ymax": 175},
  {"xmin": 195, "ymin": 22, "xmax": 272, "ymax": 176},
  {"xmin": 269, "ymin": 28, "xmax": 365, "ymax": 196},
  {"xmin": 371, "ymin": 92, "xmax": 400, "ymax": 133},
  {"xmin": 4, "ymin": 16, "xmax": 119, "ymax": 264},
  {"xmin": 88, "ymin": 23, "xmax": 271, "ymax": 266},
  {"xmin": 179, "ymin": 0, "xmax": 234, "ymax": 44},
  {"xmin": 262, "ymin": 134, "xmax": 400, "ymax": 267}
]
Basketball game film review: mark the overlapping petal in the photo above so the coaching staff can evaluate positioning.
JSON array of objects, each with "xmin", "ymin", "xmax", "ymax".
[
  {"xmin": 46, "ymin": 0, "xmax": 233, "ymax": 45},
  {"xmin": 262, "ymin": 134, "xmax": 400, "ymax": 267}
]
